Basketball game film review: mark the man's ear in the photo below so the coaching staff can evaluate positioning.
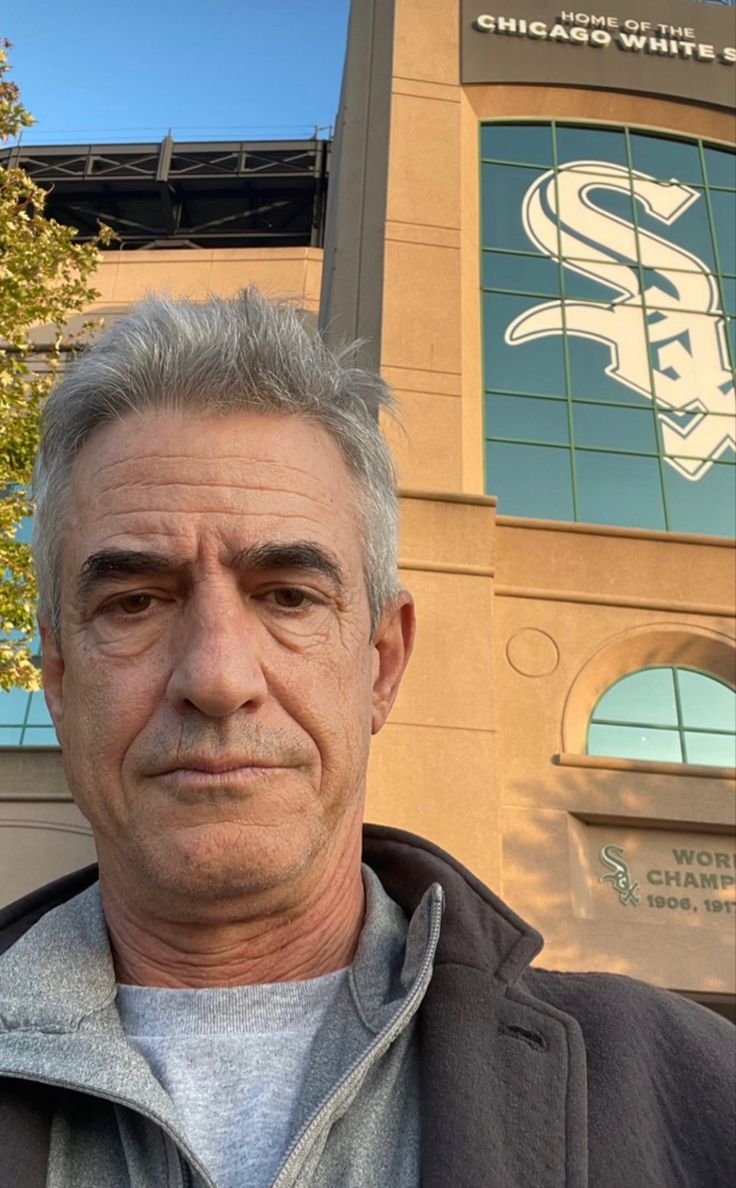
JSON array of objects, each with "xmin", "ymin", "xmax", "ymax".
[
  {"xmin": 39, "ymin": 618, "xmax": 65, "ymax": 744},
  {"xmin": 371, "ymin": 590, "xmax": 416, "ymax": 735}
]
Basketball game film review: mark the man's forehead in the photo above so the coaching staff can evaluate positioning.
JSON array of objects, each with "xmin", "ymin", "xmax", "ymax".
[
  {"xmin": 71, "ymin": 409, "xmax": 349, "ymax": 487},
  {"xmin": 64, "ymin": 410, "xmax": 363, "ymax": 571}
]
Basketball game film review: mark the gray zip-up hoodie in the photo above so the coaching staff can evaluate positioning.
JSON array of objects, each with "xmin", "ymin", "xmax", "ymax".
[
  {"xmin": 0, "ymin": 856, "xmax": 442, "ymax": 1188},
  {"xmin": 1, "ymin": 826, "xmax": 735, "ymax": 1187}
]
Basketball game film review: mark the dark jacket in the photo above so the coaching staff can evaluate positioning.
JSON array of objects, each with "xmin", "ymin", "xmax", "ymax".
[{"xmin": 1, "ymin": 825, "xmax": 734, "ymax": 1187}]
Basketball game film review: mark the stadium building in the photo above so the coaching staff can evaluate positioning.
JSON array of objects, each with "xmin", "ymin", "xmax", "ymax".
[{"xmin": 1, "ymin": 0, "xmax": 734, "ymax": 1019}]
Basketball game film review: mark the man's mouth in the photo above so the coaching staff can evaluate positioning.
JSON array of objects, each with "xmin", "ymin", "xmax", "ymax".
[{"xmin": 157, "ymin": 758, "xmax": 283, "ymax": 776}]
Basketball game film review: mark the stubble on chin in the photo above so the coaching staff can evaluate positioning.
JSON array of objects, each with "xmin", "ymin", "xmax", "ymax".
[{"xmin": 100, "ymin": 803, "xmax": 333, "ymax": 919}]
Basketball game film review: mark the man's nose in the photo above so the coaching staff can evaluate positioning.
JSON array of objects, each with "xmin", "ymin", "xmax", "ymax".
[{"xmin": 165, "ymin": 587, "xmax": 268, "ymax": 718}]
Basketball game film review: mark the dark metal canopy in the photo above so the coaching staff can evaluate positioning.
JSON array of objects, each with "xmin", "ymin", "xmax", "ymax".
[{"xmin": 0, "ymin": 136, "xmax": 331, "ymax": 249}]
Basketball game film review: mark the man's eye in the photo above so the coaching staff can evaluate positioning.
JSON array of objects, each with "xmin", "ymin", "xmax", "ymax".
[
  {"xmin": 269, "ymin": 588, "xmax": 313, "ymax": 610},
  {"xmin": 106, "ymin": 593, "xmax": 154, "ymax": 616}
]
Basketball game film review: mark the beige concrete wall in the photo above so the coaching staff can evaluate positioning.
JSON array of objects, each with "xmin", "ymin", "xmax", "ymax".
[
  {"xmin": 370, "ymin": 0, "xmax": 736, "ymax": 995},
  {"xmin": 0, "ymin": 752, "xmax": 97, "ymax": 906},
  {"xmin": 88, "ymin": 246, "xmax": 324, "ymax": 314},
  {"xmin": 381, "ymin": 0, "xmax": 467, "ymax": 493},
  {"xmin": 368, "ymin": 491, "xmax": 501, "ymax": 885}
]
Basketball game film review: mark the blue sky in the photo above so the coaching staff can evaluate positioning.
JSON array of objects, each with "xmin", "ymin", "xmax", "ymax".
[{"xmin": 4, "ymin": 1, "xmax": 351, "ymax": 144}]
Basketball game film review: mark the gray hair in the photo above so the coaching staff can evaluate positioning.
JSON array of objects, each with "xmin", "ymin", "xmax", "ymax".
[{"xmin": 32, "ymin": 288, "xmax": 400, "ymax": 643}]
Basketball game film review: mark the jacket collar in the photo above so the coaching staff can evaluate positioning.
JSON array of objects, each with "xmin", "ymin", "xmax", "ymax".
[
  {"xmin": 363, "ymin": 825, "xmax": 544, "ymax": 983},
  {"xmin": 365, "ymin": 827, "xmax": 587, "ymax": 1188}
]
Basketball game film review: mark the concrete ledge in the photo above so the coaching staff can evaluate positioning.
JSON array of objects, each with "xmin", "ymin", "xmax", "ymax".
[
  {"xmin": 558, "ymin": 751, "xmax": 736, "ymax": 782},
  {"xmin": 0, "ymin": 749, "xmax": 69, "ymax": 800}
]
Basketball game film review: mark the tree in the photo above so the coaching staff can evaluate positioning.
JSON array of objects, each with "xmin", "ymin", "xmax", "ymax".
[{"xmin": 0, "ymin": 39, "xmax": 111, "ymax": 690}]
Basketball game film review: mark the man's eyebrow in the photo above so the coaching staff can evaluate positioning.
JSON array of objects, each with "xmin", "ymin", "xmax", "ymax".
[
  {"xmin": 228, "ymin": 541, "xmax": 345, "ymax": 590},
  {"xmin": 75, "ymin": 542, "xmax": 345, "ymax": 603},
  {"xmin": 76, "ymin": 549, "xmax": 184, "ymax": 602}
]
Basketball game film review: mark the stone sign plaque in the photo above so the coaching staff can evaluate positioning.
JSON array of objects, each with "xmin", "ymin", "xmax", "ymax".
[
  {"xmin": 569, "ymin": 819, "xmax": 736, "ymax": 929},
  {"xmin": 461, "ymin": 0, "xmax": 736, "ymax": 109}
]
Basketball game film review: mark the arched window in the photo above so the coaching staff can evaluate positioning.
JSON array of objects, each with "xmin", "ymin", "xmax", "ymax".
[{"xmin": 587, "ymin": 667, "xmax": 736, "ymax": 767}]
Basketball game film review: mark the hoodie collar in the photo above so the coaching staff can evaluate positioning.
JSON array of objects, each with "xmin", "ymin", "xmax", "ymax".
[{"xmin": 0, "ymin": 882, "xmax": 117, "ymax": 1033}]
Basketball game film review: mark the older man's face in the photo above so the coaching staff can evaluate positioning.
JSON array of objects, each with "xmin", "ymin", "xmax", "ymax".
[{"xmin": 41, "ymin": 411, "xmax": 412, "ymax": 909}]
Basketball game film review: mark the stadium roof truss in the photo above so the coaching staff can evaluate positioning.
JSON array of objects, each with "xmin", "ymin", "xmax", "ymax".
[{"xmin": 0, "ymin": 136, "xmax": 331, "ymax": 249}]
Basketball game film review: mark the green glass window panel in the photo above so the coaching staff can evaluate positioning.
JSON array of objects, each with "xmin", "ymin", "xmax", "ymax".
[
  {"xmin": 479, "ymin": 124, "xmax": 735, "ymax": 540},
  {"xmin": 720, "ymin": 276, "xmax": 736, "ymax": 316},
  {"xmin": 561, "ymin": 187, "xmax": 638, "ymax": 268},
  {"xmin": 573, "ymin": 402, "xmax": 658, "ymax": 452},
  {"xmin": 550, "ymin": 174, "xmax": 636, "ymax": 274},
  {"xmin": 0, "ymin": 687, "xmax": 30, "ymax": 725},
  {"xmin": 711, "ymin": 189, "xmax": 736, "ymax": 274},
  {"xmin": 593, "ymin": 668, "xmax": 677, "ymax": 726},
  {"xmin": 658, "ymin": 411, "xmax": 735, "ymax": 466},
  {"xmin": 485, "ymin": 393, "xmax": 569, "ymax": 444},
  {"xmin": 560, "ymin": 265, "xmax": 638, "ymax": 305},
  {"xmin": 587, "ymin": 723, "xmax": 682, "ymax": 762},
  {"xmin": 704, "ymin": 146, "xmax": 736, "ymax": 190},
  {"xmin": 482, "ymin": 250, "xmax": 561, "ymax": 296},
  {"xmin": 0, "ymin": 727, "xmax": 23, "ymax": 745},
  {"xmin": 481, "ymin": 164, "xmax": 548, "ymax": 251},
  {"xmin": 642, "ymin": 267, "xmax": 694, "ymax": 309},
  {"xmin": 486, "ymin": 442, "xmax": 574, "ymax": 519},
  {"xmin": 21, "ymin": 726, "xmax": 59, "ymax": 747},
  {"xmin": 481, "ymin": 123, "xmax": 553, "ymax": 166},
  {"xmin": 726, "ymin": 318, "xmax": 735, "ymax": 365},
  {"xmin": 483, "ymin": 292, "xmax": 566, "ymax": 395},
  {"xmin": 26, "ymin": 692, "xmax": 53, "ymax": 727},
  {"xmin": 655, "ymin": 405, "xmax": 705, "ymax": 448},
  {"xmin": 576, "ymin": 451, "xmax": 666, "ymax": 529},
  {"xmin": 637, "ymin": 190, "xmax": 716, "ymax": 274},
  {"xmin": 568, "ymin": 336, "xmax": 643, "ymax": 404},
  {"xmin": 684, "ymin": 732, "xmax": 736, "ymax": 767},
  {"xmin": 645, "ymin": 277, "xmax": 724, "ymax": 316},
  {"xmin": 630, "ymin": 133, "xmax": 704, "ymax": 186},
  {"xmin": 663, "ymin": 459, "xmax": 736, "ymax": 536},
  {"xmin": 677, "ymin": 670, "xmax": 736, "ymax": 731},
  {"xmin": 556, "ymin": 126, "xmax": 628, "ymax": 168}
]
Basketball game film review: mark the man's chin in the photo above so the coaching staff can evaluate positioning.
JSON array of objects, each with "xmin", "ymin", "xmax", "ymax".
[{"xmin": 127, "ymin": 819, "xmax": 322, "ymax": 907}]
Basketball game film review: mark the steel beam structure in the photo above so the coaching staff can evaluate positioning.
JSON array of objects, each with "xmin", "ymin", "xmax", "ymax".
[{"xmin": 0, "ymin": 137, "xmax": 331, "ymax": 249}]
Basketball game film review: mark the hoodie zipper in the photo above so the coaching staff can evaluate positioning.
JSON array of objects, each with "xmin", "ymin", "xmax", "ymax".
[
  {"xmin": 272, "ymin": 883, "xmax": 444, "ymax": 1187},
  {"xmin": 179, "ymin": 1151, "xmax": 194, "ymax": 1188}
]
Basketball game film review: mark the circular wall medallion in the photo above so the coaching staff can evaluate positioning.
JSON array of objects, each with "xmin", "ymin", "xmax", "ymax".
[{"xmin": 506, "ymin": 628, "xmax": 560, "ymax": 677}]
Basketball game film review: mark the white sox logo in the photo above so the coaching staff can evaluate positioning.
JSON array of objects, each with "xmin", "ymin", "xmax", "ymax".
[{"xmin": 505, "ymin": 160, "xmax": 735, "ymax": 481}]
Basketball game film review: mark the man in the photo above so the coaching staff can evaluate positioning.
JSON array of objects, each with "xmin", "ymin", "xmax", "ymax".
[{"xmin": 0, "ymin": 290, "xmax": 733, "ymax": 1188}]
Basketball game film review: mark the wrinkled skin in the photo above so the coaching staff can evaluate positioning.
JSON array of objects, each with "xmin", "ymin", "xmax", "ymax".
[{"xmin": 41, "ymin": 411, "xmax": 414, "ymax": 982}]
